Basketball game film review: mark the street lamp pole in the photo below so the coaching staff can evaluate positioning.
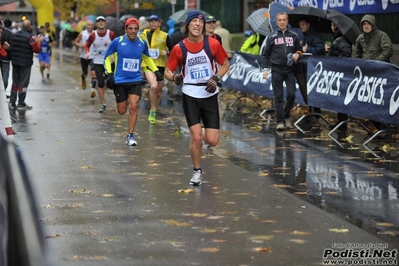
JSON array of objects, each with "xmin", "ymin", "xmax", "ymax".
[
  {"xmin": 116, "ymin": 0, "xmax": 120, "ymax": 20},
  {"xmin": 171, "ymin": 0, "xmax": 176, "ymax": 14}
]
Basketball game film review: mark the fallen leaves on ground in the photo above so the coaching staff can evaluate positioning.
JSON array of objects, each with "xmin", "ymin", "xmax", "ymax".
[
  {"xmin": 212, "ymin": 239, "xmax": 226, "ymax": 243},
  {"xmin": 289, "ymin": 239, "xmax": 308, "ymax": 244},
  {"xmin": 262, "ymin": 220, "xmax": 278, "ymax": 223},
  {"xmin": 67, "ymin": 203, "xmax": 86, "ymax": 208},
  {"xmin": 254, "ymin": 247, "xmax": 272, "ymax": 253},
  {"xmin": 381, "ymin": 144, "xmax": 394, "ymax": 153},
  {"xmin": 178, "ymin": 188, "xmax": 195, "ymax": 193},
  {"xmin": 163, "ymin": 219, "xmax": 191, "ymax": 227},
  {"xmin": 86, "ymin": 230, "xmax": 99, "ymax": 235},
  {"xmin": 99, "ymin": 237, "xmax": 118, "ymax": 243},
  {"xmin": 259, "ymin": 170, "xmax": 269, "ymax": 177},
  {"xmin": 200, "ymin": 247, "xmax": 219, "ymax": 253},
  {"xmin": 46, "ymin": 234, "xmax": 62, "ymax": 238},
  {"xmin": 182, "ymin": 213, "xmax": 207, "ymax": 217},
  {"xmin": 325, "ymin": 191, "xmax": 339, "ymax": 195},
  {"xmin": 102, "ymin": 194, "xmax": 114, "ymax": 197},
  {"xmin": 329, "ymin": 228, "xmax": 349, "ymax": 233},
  {"xmin": 200, "ymin": 229, "xmax": 217, "ymax": 233},
  {"xmin": 91, "ymin": 210, "xmax": 111, "ymax": 213},
  {"xmin": 377, "ymin": 230, "xmax": 398, "ymax": 236},
  {"xmin": 272, "ymin": 184, "xmax": 292, "ymax": 188},
  {"xmin": 294, "ymin": 191, "xmax": 308, "ymax": 195},
  {"xmin": 80, "ymin": 165, "xmax": 94, "ymax": 169},
  {"xmin": 290, "ymin": 230, "xmax": 310, "ymax": 235},
  {"xmin": 43, "ymin": 204, "xmax": 59, "ymax": 208},
  {"xmin": 342, "ymin": 135, "xmax": 354, "ymax": 143},
  {"xmin": 374, "ymin": 222, "xmax": 395, "ymax": 227},
  {"xmin": 250, "ymin": 235, "xmax": 274, "ymax": 242}
]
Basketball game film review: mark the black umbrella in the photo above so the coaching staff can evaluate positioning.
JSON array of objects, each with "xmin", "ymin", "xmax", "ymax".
[
  {"xmin": 105, "ymin": 16, "xmax": 124, "ymax": 37},
  {"xmin": 325, "ymin": 9, "xmax": 361, "ymax": 44},
  {"xmin": 288, "ymin": 7, "xmax": 330, "ymax": 32}
]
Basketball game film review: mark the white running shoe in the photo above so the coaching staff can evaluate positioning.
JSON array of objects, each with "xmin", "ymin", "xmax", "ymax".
[
  {"xmin": 126, "ymin": 134, "xmax": 137, "ymax": 146},
  {"xmin": 189, "ymin": 170, "xmax": 202, "ymax": 186}
]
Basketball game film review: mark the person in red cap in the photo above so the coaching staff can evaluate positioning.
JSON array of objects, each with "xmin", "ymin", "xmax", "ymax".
[
  {"xmin": 164, "ymin": 10, "xmax": 230, "ymax": 186},
  {"xmin": 85, "ymin": 16, "xmax": 116, "ymax": 113},
  {"xmin": 103, "ymin": 17, "xmax": 162, "ymax": 146},
  {"xmin": 140, "ymin": 14, "xmax": 174, "ymax": 125}
]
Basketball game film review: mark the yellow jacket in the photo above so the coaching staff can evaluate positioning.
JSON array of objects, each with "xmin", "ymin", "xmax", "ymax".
[{"xmin": 140, "ymin": 28, "xmax": 168, "ymax": 67}]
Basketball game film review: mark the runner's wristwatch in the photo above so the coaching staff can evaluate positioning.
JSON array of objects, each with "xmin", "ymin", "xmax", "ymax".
[{"xmin": 215, "ymin": 74, "xmax": 221, "ymax": 81}]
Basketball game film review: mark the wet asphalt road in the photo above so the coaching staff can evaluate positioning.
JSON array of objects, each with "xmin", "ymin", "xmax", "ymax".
[{"xmin": 8, "ymin": 49, "xmax": 399, "ymax": 265}]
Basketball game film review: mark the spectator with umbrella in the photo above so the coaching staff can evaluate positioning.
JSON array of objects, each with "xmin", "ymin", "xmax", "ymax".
[
  {"xmin": 298, "ymin": 17, "xmax": 326, "ymax": 118},
  {"xmin": 326, "ymin": 21, "xmax": 352, "ymax": 131}
]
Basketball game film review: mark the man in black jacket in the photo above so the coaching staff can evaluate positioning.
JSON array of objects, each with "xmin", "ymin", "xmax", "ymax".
[
  {"xmin": 262, "ymin": 12, "xmax": 303, "ymax": 131},
  {"xmin": 326, "ymin": 22, "xmax": 352, "ymax": 131},
  {"xmin": 9, "ymin": 20, "xmax": 42, "ymax": 109}
]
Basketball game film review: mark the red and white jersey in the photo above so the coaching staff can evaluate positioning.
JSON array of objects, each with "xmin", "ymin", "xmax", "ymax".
[{"xmin": 92, "ymin": 29, "xmax": 112, "ymax": 64}]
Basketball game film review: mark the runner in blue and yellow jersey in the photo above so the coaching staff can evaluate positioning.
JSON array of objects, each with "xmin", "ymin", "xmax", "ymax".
[
  {"xmin": 140, "ymin": 14, "xmax": 174, "ymax": 125},
  {"xmin": 103, "ymin": 17, "xmax": 163, "ymax": 146}
]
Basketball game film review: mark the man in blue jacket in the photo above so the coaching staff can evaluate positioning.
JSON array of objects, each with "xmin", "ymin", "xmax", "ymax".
[{"xmin": 103, "ymin": 17, "xmax": 162, "ymax": 146}]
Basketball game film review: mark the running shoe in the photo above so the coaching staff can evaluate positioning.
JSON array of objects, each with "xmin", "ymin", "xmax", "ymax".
[
  {"xmin": 41, "ymin": 77, "xmax": 45, "ymax": 82},
  {"xmin": 189, "ymin": 170, "xmax": 202, "ymax": 186},
  {"xmin": 82, "ymin": 79, "xmax": 86, "ymax": 90},
  {"xmin": 47, "ymin": 73, "xmax": 50, "ymax": 79},
  {"xmin": 126, "ymin": 134, "xmax": 137, "ymax": 146},
  {"xmin": 9, "ymin": 103, "xmax": 16, "ymax": 110},
  {"xmin": 17, "ymin": 103, "xmax": 32, "ymax": 110},
  {"xmin": 276, "ymin": 123, "xmax": 284, "ymax": 131},
  {"xmin": 98, "ymin": 104, "xmax": 106, "ymax": 113},
  {"xmin": 90, "ymin": 88, "xmax": 96, "ymax": 98},
  {"xmin": 148, "ymin": 110, "xmax": 156, "ymax": 124}
]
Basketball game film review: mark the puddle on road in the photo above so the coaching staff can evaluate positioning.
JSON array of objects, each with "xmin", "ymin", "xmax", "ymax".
[{"xmin": 216, "ymin": 101, "xmax": 399, "ymax": 248}]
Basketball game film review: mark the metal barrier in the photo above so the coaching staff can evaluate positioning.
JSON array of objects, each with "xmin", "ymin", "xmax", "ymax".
[{"xmin": 0, "ymin": 134, "xmax": 47, "ymax": 266}]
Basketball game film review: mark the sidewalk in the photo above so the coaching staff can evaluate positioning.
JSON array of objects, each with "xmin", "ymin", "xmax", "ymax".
[{"xmin": 10, "ymin": 49, "xmax": 398, "ymax": 266}]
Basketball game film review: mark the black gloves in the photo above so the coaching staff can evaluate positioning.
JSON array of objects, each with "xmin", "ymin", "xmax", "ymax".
[
  {"xmin": 173, "ymin": 74, "xmax": 183, "ymax": 86},
  {"xmin": 205, "ymin": 75, "xmax": 219, "ymax": 93},
  {"xmin": 154, "ymin": 70, "xmax": 163, "ymax": 81},
  {"xmin": 106, "ymin": 73, "xmax": 115, "ymax": 89}
]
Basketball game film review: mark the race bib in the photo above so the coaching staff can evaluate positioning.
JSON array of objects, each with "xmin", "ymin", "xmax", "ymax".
[
  {"xmin": 189, "ymin": 69, "xmax": 210, "ymax": 80},
  {"xmin": 122, "ymin": 58, "xmax": 140, "ymax": 72},
  {"xmin": 148, "ymin": 48, "xmax": 160, "ymax": 59},
  {"xmin": 41, "ymin": 47, "xmax": 48, "ymax": 53},
  {"xmin": 98, "ymin": 49, "xmax": 105, "ymax": 56}
]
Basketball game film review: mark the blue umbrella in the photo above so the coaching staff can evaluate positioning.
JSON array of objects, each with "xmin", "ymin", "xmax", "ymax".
[{"xmin": 246, "ymin": 8, "xmax": 271, "ymax": 36}]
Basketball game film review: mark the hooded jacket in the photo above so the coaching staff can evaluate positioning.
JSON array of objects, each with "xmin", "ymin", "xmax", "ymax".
[{"xmin": 354, "ymin": 14, "xmax": 393, "ymax": 62}]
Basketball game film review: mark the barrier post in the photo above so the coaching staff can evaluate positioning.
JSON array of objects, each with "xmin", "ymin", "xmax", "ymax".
[{"xmin": 0, "ymin": 72, "xmax": 14, "ymax": 140}]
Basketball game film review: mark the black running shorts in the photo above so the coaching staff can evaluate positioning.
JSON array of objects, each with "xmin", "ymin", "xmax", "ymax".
[
  {"xmin": 113, "ymin": 83, "xmax": 143, "ymax": 103},
  {"xmin": 182, "ymin": 93, "xmax": 220, "ymax": 129}
]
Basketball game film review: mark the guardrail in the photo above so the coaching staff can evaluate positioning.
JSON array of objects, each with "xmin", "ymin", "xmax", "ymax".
[{"xmin": 0, "ymin": 133, "xmax": 47, "ymax": 266}]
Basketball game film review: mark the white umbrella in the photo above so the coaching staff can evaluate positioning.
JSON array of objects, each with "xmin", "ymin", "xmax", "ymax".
[{"xmin": 246, "ymin": 8, "xmax": 272, "ymax": 36}]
